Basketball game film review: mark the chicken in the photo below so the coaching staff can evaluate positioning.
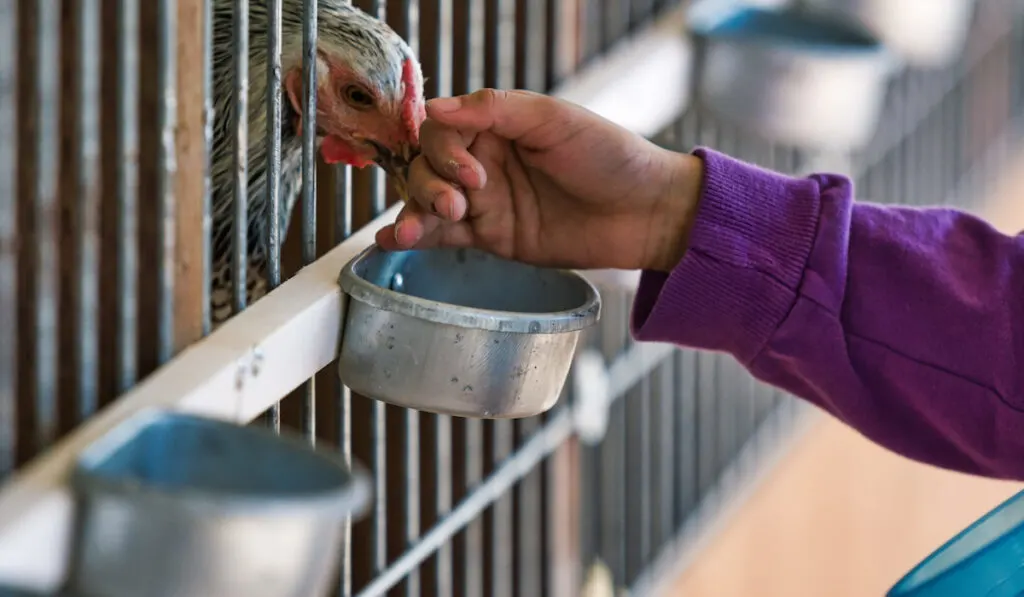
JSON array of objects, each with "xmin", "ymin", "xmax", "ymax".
[{"xmin": 209, "ymin": 0, "xmax": 425, "ymax": 325}]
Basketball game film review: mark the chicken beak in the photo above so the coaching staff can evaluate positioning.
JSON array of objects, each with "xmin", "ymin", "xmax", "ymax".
[{"xmin": 371, "ymin": 141, "xmax": 419, "ymax": 203}]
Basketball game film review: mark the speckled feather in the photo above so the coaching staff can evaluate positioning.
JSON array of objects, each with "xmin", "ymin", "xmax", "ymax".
[{"xmin": 209, "ymin": 0, "xmax": 419, "ymax": 325}]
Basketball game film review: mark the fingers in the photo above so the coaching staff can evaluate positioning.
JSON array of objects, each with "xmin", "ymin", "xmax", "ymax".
[
  {"xmin": 426, "ymin": 89, "xmax": 584, "ymax": 149},
  {"xmin": 388, "ymin": 201, "xmax": 440, "ymax": 249},
  {"xmin": 407, "ymin": 154, "xmax": 469, "ymax": 221},
  {"xmin": 376, "ymin": 201, "xmax": 474, "ymax": 252},
  {"xmin": 418, "ymin": 119, "xmax": 487, "ymax": 190}
]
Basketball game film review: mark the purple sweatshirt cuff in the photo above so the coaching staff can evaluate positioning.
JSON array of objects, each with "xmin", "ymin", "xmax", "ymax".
[{"xmin": 630, "ymin": 148, "xmax": 823, "ymax": 363}]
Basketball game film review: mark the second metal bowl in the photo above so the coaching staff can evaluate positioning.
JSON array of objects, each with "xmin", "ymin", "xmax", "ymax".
[
  {"xmin": 66, "ymin": 410, "xmax": 370, "ymax": 597},
  {"xmin": 337, "ymin": 246, "xmax": 601, "ymax": 418},
  {"xmin": 803, "ymin": 0, "xmax": 977, "ymax": 69},
  {"xmin": 687, "ymin": 3, "xmax": 894, "ymax": 149}
]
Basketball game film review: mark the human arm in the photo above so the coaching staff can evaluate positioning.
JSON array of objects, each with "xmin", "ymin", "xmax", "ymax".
[
  {"xmin": 632, "ymin": 147, "xmax": 1024, "ymax": 480},
  {"xmin": 395, "ymin": 89, "xmax": 1024, "ymax": 481}
]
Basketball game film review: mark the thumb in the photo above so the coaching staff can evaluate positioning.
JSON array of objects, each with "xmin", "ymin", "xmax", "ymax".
[{"xmin": 426, "ymin": 89, "xmax": 581, "ymax": 149}]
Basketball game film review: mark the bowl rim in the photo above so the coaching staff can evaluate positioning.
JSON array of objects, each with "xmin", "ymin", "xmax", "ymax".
[
  {"xmin": 72, "ymin": 408, "xmax": 372, "ymax": 517},
  {"xmin": 338, "ymin": 244, "xmax": 602, "ymax": 334}
]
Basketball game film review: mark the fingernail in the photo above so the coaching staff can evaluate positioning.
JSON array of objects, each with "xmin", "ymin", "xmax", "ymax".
[
  {"xmin": 428, "ymin": 96, "xmax": 462, "ymax": 113},
  {"xmin": 394, "ymin": 221, "xmax": 405, "ymax": 244},
  {"xmin": 448, "ymin": 200, "xmax": 457, "ymax": 221}
]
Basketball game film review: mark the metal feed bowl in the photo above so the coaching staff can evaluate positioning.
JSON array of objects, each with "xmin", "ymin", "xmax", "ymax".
[
  {"xmin": 337, "ymin": 246, "xmax": 601, "ymax": 419},
  {"xmin": 66, "ymin": 409, "xmax": 370, "ymax": 597},
  {"xmin": 687, "ymin": 2, "xmax": 895, "ymax": 150},
  {"xmin": 802, "ymin": 0, "xmax": 977, "ymax": 69}
]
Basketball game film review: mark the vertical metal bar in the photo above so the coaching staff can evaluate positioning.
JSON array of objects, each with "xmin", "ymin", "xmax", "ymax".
[
  {"xmin": 696, "ymin": 353, "xmax": 716, "ymax": 496},
  {"xmin": 624, "ymin": 368, "xmax": 646, "ymax": 579},
  {"xmin": 300, "ymin": 0, "xmax": 319, "ymax": 443},
  {"xmin": 499, "ymin": 0, "xmax": 516, "ymax": 88},
  {"xmin": 433, "ymin": 3, "xmax": 454, "ymax": 593},
  {"xmin": 463, "ymin": 416, "xmax": 483, "ymax": 597},
  {"xmin": 655, "ymin": 359, "xmax": 675, "ymax": 549},
  {"xmin": 368, "ymin": 0, "xmax": 388, "ymax": 574},
  {"xmin": 231, "ymin": 0, "xmax": 249, "ymax": 321},
  {"xmin": 901, "ymin": 73, "xmax": 914, "ymax": 205},
  {"xmin": 468, "ymin": 0, "xmax": 485, "ymax": 92},
  {"xmin": 491, "ymin": 418, "xmax": 514, "ymax": 597},
  {"xmin": 266, "ymin": 0, "xmax": 283, "ymax": 297},
  {"xmin": 370, "ymin": 0, "xmax": 389, "ymax": 216},
  {"xmin": 739, "ymin": 365, "xmax": 758, "ymax": 463},
  {"xmin": 486, "ymin": 1, "xmax": 514, "ymax": 592},
  {"xmin": 457, "ymin": 1, "xmax": 481, "ymax": 593},
  {"xmin": 202, "ymin": 0, "xmax": 214, "ymax": 338},
  {"xmin": 578, "ymin": 435, "xmax": 599, "ymax": 573},
  {"xmin": 715, "ymin": 357, "xmax": 734, "ymax": 470},
  {"xmin": 156, "ymin": 0, "xmax": 177, "ymax": 364},
  {"xmin": 639, "ymin": 372, "xmax": 652, "ymax": 572},
  {"xmin": 34, "ymin": 0, "xmax": 60, "ymax": 450},
  {"xmin": 396, "ymin": 2, "xmax": 421, "ymax": 594},
  {"xmin": 515, "ymin": 416, "xmax": 542, "ymax": 597},
  {"xmin": 675, "ymin": 350, "xmax": 697, "ymax": 522},
  {"xmin": 117, "ymin": 0, "xmax": 140, "ymax": 391},
  {"xmin": 0, "ymin": 0, "xmax": 16, "ymax": 477},
  {"xmin": 435, "ymin": 414, "xmax": 453, "ymax": 596},
  {"xmin": 598, "ymin": 290, "xmax": 626, "ymax": 584},
  {"xmin": 404, "ymin": 407, "xmax": 420, "ymax": 597},
  {"xmin": 457, "ymin": 17, "xmax": 484, "ymax": 594},
  {"xmin": 952, "ymin": 70, "xmax": 965, "ymax": 188},
  {"xmin": 373, "ymin": 403, "xmax": 387, "ymax": 572},
  {"xmin": 76, "ymin": 0, "xmax": 102, "ymax": 421},
  {"xmin": 264, "ymin": 0, "xmax": 284, "ymax": 432},
  {"xmin": 335, "ymin": 161, "xmax": 354, "ymax": 597}
]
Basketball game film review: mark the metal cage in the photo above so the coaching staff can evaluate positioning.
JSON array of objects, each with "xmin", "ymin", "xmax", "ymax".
[{"xmin": 0, "ymin": 0, "xmax": 1022, "ymax": 596}]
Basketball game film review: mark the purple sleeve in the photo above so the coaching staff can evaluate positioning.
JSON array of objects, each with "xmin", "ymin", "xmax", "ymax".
[{"xmin": 631, "ymin": 147, "xmax": 1024, "ymax": 480}]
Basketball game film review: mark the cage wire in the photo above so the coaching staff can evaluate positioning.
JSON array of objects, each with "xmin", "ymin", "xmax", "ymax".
[{"xmin": 0, "ymin": 0, "xmax": 1022, "ymax": 596}]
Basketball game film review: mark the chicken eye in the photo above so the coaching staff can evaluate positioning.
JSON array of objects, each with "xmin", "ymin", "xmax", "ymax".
[{"xmin": 343, "ymin": 85, "xmax": 374, "ymax": 109}]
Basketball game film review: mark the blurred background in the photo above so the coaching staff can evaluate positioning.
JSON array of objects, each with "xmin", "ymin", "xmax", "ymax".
[{"xmin": 0, "ymin": 0, "xmax": 1022, "ymax": 595}]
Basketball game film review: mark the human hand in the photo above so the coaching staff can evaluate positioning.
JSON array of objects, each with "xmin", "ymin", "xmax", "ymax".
[{"xmin": 375, "ymin": 89, "xmax": 705, "ymax": 272}]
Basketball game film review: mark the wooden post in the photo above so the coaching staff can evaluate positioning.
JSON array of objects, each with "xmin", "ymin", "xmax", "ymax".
[{"xmin": 173, "ymin": 0, "xmax": 209, "ymax": 352}]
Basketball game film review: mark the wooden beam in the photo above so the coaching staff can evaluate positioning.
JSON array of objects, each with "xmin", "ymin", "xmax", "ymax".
[{"xmin": 173, "ymin": 0, "xmax": 209, "ymax": 352}]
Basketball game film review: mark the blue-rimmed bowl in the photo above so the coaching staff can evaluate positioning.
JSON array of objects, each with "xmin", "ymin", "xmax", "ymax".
[{"xmin": 889, "ymin": 488, "xmax": 1024, "ymax": 596}]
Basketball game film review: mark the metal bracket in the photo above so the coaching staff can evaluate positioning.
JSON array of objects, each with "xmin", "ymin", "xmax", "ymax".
[{"xmin": 571, "ymin": 349, "xmax": 612, "ymax": 447}]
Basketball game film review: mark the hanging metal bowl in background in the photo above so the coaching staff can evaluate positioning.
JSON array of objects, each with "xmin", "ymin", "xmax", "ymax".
[
  {"xmin": 337, "ymin": 246, "xmax": 601, "ymax": 419},
  {"xmin": 65, "ymin": 410, "xmax": 370, "ymax": 597},
  {"xmin": 802, "ymin": 0, "xmax": 977, "ymax": 69},
  {"xmin": 687, "ymin": 2, "xmax": 894, "ymax": 150}
]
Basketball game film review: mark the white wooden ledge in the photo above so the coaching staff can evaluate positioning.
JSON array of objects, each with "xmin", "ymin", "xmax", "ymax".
[{"xmin": 0, "ymin": 4, "xmax": 693, "ymax": 591}]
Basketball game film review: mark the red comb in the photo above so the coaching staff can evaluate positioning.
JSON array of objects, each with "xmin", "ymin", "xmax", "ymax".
[{"xmin": 401, "ymin": 58, "xmax": 425, "ymax": 145}]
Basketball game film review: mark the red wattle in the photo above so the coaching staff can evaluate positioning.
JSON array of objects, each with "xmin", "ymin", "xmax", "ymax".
[{"xmin": 321, "ymin": 135, "xmax": 373, "ymax": 168}]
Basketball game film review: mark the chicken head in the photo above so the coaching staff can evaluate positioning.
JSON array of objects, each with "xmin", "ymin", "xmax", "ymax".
[{"xmin": 284, "ymin": 28, "xmax": 425, "ymax": 201}]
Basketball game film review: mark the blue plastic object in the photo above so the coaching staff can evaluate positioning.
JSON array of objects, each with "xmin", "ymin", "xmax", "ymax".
[{"xmin": 888, "ymin": 488, "xmax": 1024, "ymax": 596}]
